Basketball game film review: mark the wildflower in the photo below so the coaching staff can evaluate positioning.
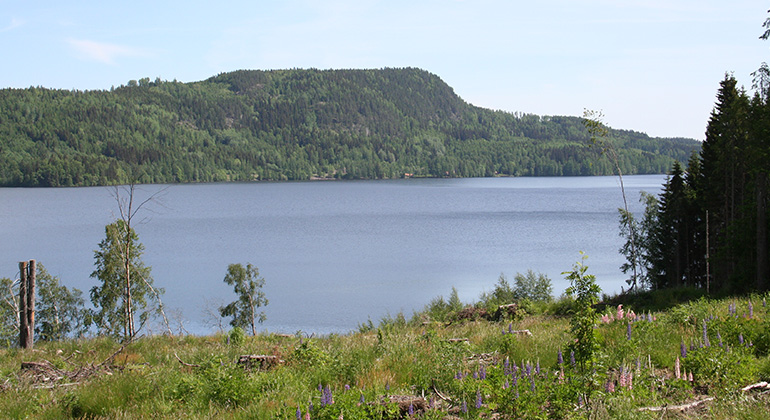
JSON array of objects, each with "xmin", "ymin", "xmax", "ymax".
[
  {"xmin": 360, "ymin": 393, "xmax": 365, "ymax": 404},
  {"xmin": 428, "ymin": 396, "xmax": 434, "ymax": 409},
  {"xmin": 509, "ymin": 323, "xmax": 513, "ymax": 334},
  {"xmin": 296, "ymin": 406, "xmax": 302, "ymax": 420},
  {"xmin": 675, "ymin": 356, "xmax": 681, "ymax": 379},
  {"xmin": 702, "ymin": 320, "xmax": 710, "ymax": 347},
  {"xmin": 535, "ymin": 360, "xmax": 541, "ymax": 375},
  {"xmin": 617, "ymin": 304, "xmax": 624, "ymax": 320},
  {"xmin": 344, "ymin": 384, "xmax": 350, "ymax": 392},
  {"xmin": 408, "ymin": 402, "xmax": 414, "ymax": 415},
  {"xmin": 503, "ymin": 379, "xmax": 509, "ymax": 389},
  {"xmin": 530, "ymin": 376, "xmax": 536, "ymax": 392},
  {"xmin": 619, "ymin": 366, "xmax": 626, "ymax": 388},
  {"xmin": 525, "ymin": 362, "xmax": 532, "ymax": 376},
  {"xmin": 557, "ymin": 350, "xmax": 563, "ymax": 365},
  {"xmin": 606, "ymin": 380, "xmax": 615, "ymax": 393},
  {"xmin": 688, "ymin": 372, "xmax": 693, "ymax": 382},
  {"xmin": 628, "ymin": 372, "xmax": 633, "ymax": 390},
  {"xmin": 461, "ymin": 400, "xmax": 467, "ymax": 413},
  {"xmin": 680, "ymin": 340, "xmax": 687, "ymax": 358},
  {"xmin": 626, "ymin": 322, "xmax": 632, "ymax": 340},
  {"xmin": 570, "ymin": 351, "xmax": 576, "ymax": 367},
  {"xmin": 739, "ymin": 333, "xmax": 744, "ymax": 345},
  {"xmin": 479, "ymin": 365, "xmax": 487, "ymax": 380},
  {"xmin": 305, "ymin": 413, "xmax": 311, "ymax": 420},
  {"xmin": 476, "ymin": 389, "xmax": 482, "ymax": 409},
  {"xmin": 749, "ymin": 300, "xmax": 754, "ymax": 318}
]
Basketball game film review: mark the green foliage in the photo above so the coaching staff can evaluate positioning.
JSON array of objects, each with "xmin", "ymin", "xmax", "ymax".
[
  {"xmin": 0, "ymin": 69, "xmax": 700, "ymax": 187},
  {"xmin": 0, "ymin": 277, "xmax": 18, "ymax": 346},
  {"xmin": 564, "ymin": 254, "xmax": 602, "ymax": 371},
  {"xmin": 90, "ymin": 220, "xmax": 160, "ymax": 340},
  {"xmin": 218, "ymin": 263, "xmax": 268, "ymax": 336},
  {"xmin": 34, "ymin": 264, "xmax": 88, "ymax": 341},
  {"xmin": 683, "ymin": 345, "xmax": 759, "ymax": 391},
  {"xmin": 226, "ymin": 327, "xmax": 246, "ymax": 346},
  {"xmin": 512, "ymin": 270, "xmax": 553, "ymax": 302}
]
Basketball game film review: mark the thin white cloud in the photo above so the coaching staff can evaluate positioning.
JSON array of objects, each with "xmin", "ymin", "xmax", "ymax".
[
  {"xmin": 1, "ymin": 17, "xmax": 25, "ymax": 32},
  {"xmin": 67, "ymin": 38, "xmax": 152, "ymax": 65}
]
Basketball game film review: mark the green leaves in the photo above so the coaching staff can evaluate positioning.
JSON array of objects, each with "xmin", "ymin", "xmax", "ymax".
[
  {"xmin": 218, "ymin": 263, "xmax": 268, "ymax": 336},
  {"xmin": 564, "ymin": 254, "xmax": 601, "ymax": 372}
]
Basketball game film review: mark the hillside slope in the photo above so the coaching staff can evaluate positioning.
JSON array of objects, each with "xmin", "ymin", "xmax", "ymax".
[{"xmin": 0, "ymin": 68, "xmax": 700, "ymax": 187}]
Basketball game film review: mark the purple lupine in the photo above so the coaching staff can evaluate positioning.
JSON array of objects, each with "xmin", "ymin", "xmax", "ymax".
[
  {"xmin": 508, "ymin": 323, "xmax": 513, "ymax": 334},
  {"xmin": 717, "ymin": 332, "xmax": 723, "ymax": 347},
  {"xmin": 296, "ymin": 406, "xmax": 302, "ymax": 420},
  {"xmin": 557, "ymin": 349, "xmax": 563, "ymax": 365},
  {"xmin": 739, "ymin": 333, "xmax": 745, "ymax": 345},
  {"xmin": 344, "ymin": 384, "xmax": 350, "ymax": 392},
  {"xmin": 702, "ymin": 321, "xmax": 710, "ymax": 347},
  {"xmin": 461, "ymin": 400, "xmax": 467, "ymax": 413},
  {"xmin": 408, "ymin": 402, "xmax": 414, "ymax": 415},
  {"xmin": 570, "ymin": 351, "xmax": 576, "ymax": 367},
  {"xmin": 503, "ymin": 379, "xmax": 509, "ymax": 389},
  {"xmin": 525, "ymin": 362, "xmax": 532, "ymax": 376},
  {"xmin": 749, "ymin": 300, "xmax": 754, "ymax": 318},
  {"xmin": 535, "ymin": 360, "xmax": 540, "ymax": 375},
  {"xmin": 627, "ymin": 322, "xmax": 632, "ymax": 340},
  {"xmin": 479, "ymin": 365, "xmax": 487, "ymax": 380},
  {"xmin": 680, "ymin": 340, "xmax": 687, "ymax": 358},
  {"xmin": 476, "ymin": 389, "xmax": 482, "ymax": 409},
  {"xmin": 360, "ymin": 393, "xmax": 365, "ymax": 404},
  {"xmin": 530, "ymin": 376, "xmax": 536, "ymax": 392}
]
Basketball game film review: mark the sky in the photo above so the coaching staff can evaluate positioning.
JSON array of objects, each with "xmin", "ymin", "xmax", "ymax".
[{"xmin": 1, "ymin": 0, "xmax": 768, "ymax": 140}]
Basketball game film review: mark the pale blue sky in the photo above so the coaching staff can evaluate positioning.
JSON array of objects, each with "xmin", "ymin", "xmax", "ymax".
[{"xmin": 1, "ymin": 0, "xmax": 768, "ymax": 140}]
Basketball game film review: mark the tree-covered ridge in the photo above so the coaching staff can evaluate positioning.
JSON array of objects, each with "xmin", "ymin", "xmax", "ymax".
[{"xmin": 0, "ymin": 68, "xmax": 700, "ymax": 187}]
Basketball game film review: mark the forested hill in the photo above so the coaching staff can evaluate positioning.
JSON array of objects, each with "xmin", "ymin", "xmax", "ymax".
[{"xmin": 0, "ymin": 67, "xmax": 700, "ymax": 187}]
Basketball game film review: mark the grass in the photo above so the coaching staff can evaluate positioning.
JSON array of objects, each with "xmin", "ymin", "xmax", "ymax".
[{"xmin": 1, "ymin": 290, "xmax": 769, "ymax": 419}]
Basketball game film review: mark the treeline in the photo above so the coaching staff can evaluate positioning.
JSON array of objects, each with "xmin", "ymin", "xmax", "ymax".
[
  {"xmin": 0, "ymin": 68, "xmax": 699, "ymax": 187},
  {"xmin": 628, "ymin": 74, "xmax": 769, "ymax": 294}
]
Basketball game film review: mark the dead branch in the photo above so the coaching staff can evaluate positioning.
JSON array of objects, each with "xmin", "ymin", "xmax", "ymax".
[
  {"xmin": 637, "ymin": 397, "xmax": 715, "ymax": 413},
  {"xmin": 741, "ymin": 381, "xmax": 770, "ymax": 392},
  {"xmin": 174, "ymin": 352, "xmax": 200, "ymax": 368}
]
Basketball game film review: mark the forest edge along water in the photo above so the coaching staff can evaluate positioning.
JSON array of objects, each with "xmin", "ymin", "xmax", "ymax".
[{"xmin": 0, "ymin": 175, "xmax": 665, "ymax": 335}]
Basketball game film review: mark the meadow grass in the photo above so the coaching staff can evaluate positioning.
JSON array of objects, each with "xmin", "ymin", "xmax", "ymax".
[{"xmin": 0, "ymin": 291, "xmax": 769, "ymax": 419}]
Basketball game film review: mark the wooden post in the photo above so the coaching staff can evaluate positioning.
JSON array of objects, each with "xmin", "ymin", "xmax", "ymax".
[
  {"xmin": 18, "ymin": 261, "xmax": 28, "ymax": 348},
  {"xmin": 26, "ymin": 260, "xmax": 36, "ymax": 349},
  {"xmin": 18, "ymin": 260, "xmax": 35, "ymax": 349}
]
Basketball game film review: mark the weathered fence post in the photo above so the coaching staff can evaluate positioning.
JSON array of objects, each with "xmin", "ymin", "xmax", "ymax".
[
  {"xmin": 19, "ymin": 261, "xmax": 28, "ymax": 348},
  {"xmin": 18, "ymin": 260, "xmax": 36, "ymax": 349},
  {"xmin": 26, "ymin": 260, "xmax": 36, "ymax": 349}
]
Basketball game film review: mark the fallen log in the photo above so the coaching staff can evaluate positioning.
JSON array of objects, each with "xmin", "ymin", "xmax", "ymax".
[
  {"xmin": 637, "ymin": 396, "xmax": 715, "ymax": 412},
  {"xmin": 741, "ymin": 381, "xmax": 770, "ymax": 392},
  {"xmin": 237, "ymin": 355, "xmax": 284, "ymax": 370}
]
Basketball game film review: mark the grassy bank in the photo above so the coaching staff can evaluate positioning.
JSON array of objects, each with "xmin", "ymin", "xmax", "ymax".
[{"xmin": 1, "ymin": 291, "xmax": 770, "ymax": 419}]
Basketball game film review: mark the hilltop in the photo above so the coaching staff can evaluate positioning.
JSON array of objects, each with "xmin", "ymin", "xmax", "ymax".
[{"xmin": 0, "ymin": 68, "xmax": 700, "ymax": 187}]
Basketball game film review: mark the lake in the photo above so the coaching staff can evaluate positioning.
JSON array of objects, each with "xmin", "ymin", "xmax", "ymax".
[{"xmin": 0, "ymin": 175, "xmax": 665, "ymax": 335}]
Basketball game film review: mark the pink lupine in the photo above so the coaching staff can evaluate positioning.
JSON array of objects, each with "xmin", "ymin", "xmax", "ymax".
[
  {"xmin": 617, "ymin": 305, "xmax": 624, "ymax": 320},
  {"xmin": 675, "ymin": 356, "xmax": 681, "ymax": 379}
]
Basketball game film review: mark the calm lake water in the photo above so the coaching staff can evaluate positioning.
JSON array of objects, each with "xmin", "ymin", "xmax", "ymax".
[{"xmin": 0, "ymin": 175, "xmax": 665, "ymax": 335}]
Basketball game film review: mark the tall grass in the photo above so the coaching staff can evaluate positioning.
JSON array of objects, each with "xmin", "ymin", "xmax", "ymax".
[{"xmin": 1, "ymin": 290, "xmax": 769, "ymax": 418}]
